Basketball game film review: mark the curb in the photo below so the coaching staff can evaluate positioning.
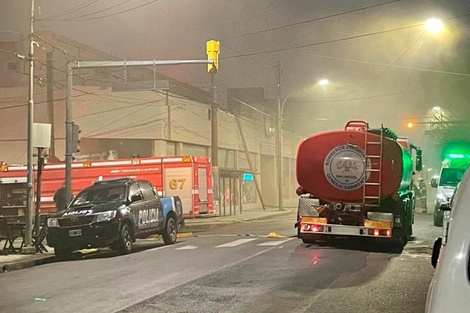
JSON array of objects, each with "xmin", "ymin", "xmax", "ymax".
[{"xmin": 1, "ymin": 255, "xmax": 55, "ymax": 273}]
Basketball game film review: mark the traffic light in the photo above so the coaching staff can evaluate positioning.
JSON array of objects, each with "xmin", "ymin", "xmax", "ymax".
[
  {"xmin": 206, "ymin": 40, "xmax": 220, "ymax": 73},
  {"xmin": 71, "ymin": 123, "xmax": 81, "ymax": 153}
]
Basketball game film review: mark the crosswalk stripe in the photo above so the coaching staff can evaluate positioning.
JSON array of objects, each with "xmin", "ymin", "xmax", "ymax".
[
  {"xmin": 175, "ymin": 245, "xmax": 198, "ymax": 250},
  {"xmin": 216, "ymin": 238, "xmax": 258, "ymax": 248},
  {"xmin": 257, "ymin": 238, "xmax": 294, "ymax": 246}
]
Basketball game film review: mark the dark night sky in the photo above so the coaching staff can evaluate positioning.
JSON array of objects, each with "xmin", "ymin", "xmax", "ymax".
[{"xmin": 2, "ymin": 0, "xmax": 470, "ymax": 167}]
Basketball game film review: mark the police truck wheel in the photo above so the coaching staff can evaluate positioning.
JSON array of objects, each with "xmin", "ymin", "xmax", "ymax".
[
  {"xmin": 117, "ymin": 223, "xmax": 133, "ymax": 254},
  {"xmin": 162, "ymin": 217, "xmax": 177, "ymax": 245}
]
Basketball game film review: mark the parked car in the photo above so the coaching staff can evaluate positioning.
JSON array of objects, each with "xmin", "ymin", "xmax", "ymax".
[
  {"xmin": 425, "ymin": 171, "xmax": 470, "ymax": 312},
  {"xmin": 46, "ymin": 178, "xmax": 183, "ymax": 259}
]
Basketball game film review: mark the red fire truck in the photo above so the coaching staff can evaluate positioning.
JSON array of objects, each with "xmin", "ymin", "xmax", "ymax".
[{"xmin": 0, "ymin": 155, "xmax": 213, "ymax": 218}]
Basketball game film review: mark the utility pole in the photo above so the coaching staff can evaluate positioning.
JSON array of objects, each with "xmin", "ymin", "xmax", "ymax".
[
  {"xmin": 210, "ymin": 72, "xmax": 218, "ymax": 167},
  {"xmin": 46, "ymin": 51, "xmax": 55, "ymax": 156},
  {"xmin": 23, "ymin": 0, "xmax": 36, "ymax": 253},
  {"xmin": 207, "ymin": 40, "xmax": 220, "ymax": 207},
  {"xmin": 276, "ymin": 61, "xmax": 284, "ymax": 211}
]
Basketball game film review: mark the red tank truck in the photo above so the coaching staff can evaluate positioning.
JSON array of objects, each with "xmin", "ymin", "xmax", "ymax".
[{"xmin": 295, "ymin": 120, "xmax": 423, "ymax": 250}]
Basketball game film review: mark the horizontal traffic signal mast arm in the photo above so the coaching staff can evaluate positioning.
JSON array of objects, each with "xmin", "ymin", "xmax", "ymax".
[{"xmin": 71, "ymin": 60, "xmax": 214, "ymax": 69}]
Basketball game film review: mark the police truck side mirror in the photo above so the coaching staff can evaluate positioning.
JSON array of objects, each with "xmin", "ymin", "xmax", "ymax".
[{"xmin": 430, "ymin": 176, "xmax": 439, "ymax": 188}]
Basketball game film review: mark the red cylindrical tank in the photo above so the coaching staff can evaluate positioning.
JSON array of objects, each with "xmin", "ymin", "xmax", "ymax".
[{"xmin": 296, "ymin": 128, "xmax": 408, "ymax": 203}]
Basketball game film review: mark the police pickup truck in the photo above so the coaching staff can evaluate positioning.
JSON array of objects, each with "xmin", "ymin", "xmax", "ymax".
[{"xmin": 46, "ymin": 178, "xmax": 184, "ymax": 259}]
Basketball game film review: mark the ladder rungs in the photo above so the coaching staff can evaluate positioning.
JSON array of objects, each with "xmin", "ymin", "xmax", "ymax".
[{"xmin": 364, "ymin": 132, "xmax": 382, "ymax": 205}]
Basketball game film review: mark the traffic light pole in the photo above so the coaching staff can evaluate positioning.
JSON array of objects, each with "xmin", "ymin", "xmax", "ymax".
[
  {"xmin": 64, "ymin": 59, "xmax": 215, "ymax": 200},
  {"xmin": 23, "ymin": 0, "xmax": 36, "ymax": 253}
]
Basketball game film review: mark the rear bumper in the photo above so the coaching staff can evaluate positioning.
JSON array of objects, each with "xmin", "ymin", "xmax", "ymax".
[
  {"xmin": 299, "ymin": 224, "xmax": 392, "ymax": 238},
  {"xmin": 298, "ymin": 216, "xmax": 392, "ymax": 238}
]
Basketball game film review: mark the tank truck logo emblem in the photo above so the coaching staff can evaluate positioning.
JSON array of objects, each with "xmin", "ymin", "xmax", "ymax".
[{"xmin": 324, "ymin": 144, "xmax": 370, "ymax": 190}]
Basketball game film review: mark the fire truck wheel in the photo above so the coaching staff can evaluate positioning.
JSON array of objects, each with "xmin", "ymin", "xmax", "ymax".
[
  {"xmin": 116, "ymin": 223, "xmax": 133, "ymax": 254},
  {"xmin": 162, "ymin": 217, "xmax": 177, "ymax": 245},
  {"xmin": 54, "ymin": 247, "xmax": 74, "ymax": 260}
]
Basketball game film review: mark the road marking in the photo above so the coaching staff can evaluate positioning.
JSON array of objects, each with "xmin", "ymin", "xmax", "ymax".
[
  {"xmin": 257, "ymin": 238, "xmax": 295, "ymax": 246},
  {"xmin": 175, "ymin": 245, "xmax": 198, "ymax": 250},
  {"xmin": 216, "ymin": 238, "xmax": 258, "ymax": 248}
]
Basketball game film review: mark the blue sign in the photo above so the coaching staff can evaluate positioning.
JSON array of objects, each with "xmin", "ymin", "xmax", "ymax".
[{"xmin": 242, "ymin": 173, "xmax": 254, "ymax": 181}]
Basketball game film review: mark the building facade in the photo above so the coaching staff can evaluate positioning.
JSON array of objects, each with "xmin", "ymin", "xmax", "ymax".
[{"xmin": 0, "ymin": 32, "xmax": 302, "ymax": 214}]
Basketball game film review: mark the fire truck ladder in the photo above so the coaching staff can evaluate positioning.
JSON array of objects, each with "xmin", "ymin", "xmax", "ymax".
[{"xmin": 362, "ymin": 126, "xmax": 384, "ymax": 207}]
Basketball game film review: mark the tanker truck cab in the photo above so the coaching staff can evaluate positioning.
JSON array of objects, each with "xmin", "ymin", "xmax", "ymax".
[{"xmin": 431, "ymin": 154, "xmax": 470, "ymax": 227}]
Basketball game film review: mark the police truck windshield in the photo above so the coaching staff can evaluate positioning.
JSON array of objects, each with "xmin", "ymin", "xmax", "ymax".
[{"xmin": 72, "ymin": 186, "xmax": 126, "ymax": 206}]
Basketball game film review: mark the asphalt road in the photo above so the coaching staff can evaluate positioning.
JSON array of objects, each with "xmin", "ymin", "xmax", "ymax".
[{"xmin": 0, "ymin": 211, "xmax": 441, "ymax": 313}]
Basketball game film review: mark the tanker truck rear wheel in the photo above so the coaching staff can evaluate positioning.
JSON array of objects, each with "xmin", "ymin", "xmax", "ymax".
[{"xmin": 391, "ymin": 227, "xmax": 407, "ymax": 252}]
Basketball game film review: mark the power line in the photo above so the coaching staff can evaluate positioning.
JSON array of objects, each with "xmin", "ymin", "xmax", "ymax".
[
  {"xmin": 38, "ymin": 0, "xmax": 100, "ymax": 20},
  {"xmin": 38, "ymin": 0, "xmax": 160, "ymax": 22},
  {"xmin": 222, "ymin": 23, "xmax": 424, "ymax": 61},
  {"xmin": 224, "ymin": 0, "xmax": 404, "ymax": 42}
]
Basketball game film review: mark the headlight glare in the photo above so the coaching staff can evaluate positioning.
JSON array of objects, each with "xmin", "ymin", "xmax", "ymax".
[
  {"xmin": 47, "ymin": 218, "xmax": 59, "ymax": 228},
  {"xmin": 95, "ymin": 210, "xmax": 117, "ymax": 222}
]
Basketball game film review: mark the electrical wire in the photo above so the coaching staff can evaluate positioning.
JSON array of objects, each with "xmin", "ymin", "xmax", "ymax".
[
  {"xmin": 38, "ymin": 0, "xmax": 160, "ymax": 22},
  {"xmin": 38, "ymin": 0, "xmax": 100, "ymax": 20},
  {"xmin": 224, "ymin": 0, "xmax": 404, "ymax": 41}
]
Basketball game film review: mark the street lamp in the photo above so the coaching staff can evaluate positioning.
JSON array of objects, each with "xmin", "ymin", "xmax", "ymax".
[
  {"xmin": 425, "ymin": 18, "xmax": 444, "ymax": 33},
  {"xmin": 276, "ymin": 74, "xmax": 329, "ymax": 212}
]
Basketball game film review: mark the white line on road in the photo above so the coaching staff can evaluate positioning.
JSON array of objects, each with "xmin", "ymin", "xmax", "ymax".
[
  {"xmin": 216, "ymin": 238, "xmax": 258, "ymax": 248},
  {"xmin": 175, "ymin": 245, "xmax": 199, "ymax": 250},
  {"xmin": 257, "ymin": 238, "xmax": 295, "ymax": 246}
]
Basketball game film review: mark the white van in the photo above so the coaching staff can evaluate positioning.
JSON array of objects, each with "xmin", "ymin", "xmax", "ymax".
[
  {"xmin": 431, "ymin": 158, "xmax": 468, "ymax": 226},
  {"xmin": 425, "ymin": 170, "xmax": 470, "ymax": 312}
]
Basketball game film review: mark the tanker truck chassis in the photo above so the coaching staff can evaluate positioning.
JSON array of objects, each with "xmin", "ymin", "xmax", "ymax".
[{"xmin": 295, "ymin": 120, "xmax": 422, "ymax": 250}]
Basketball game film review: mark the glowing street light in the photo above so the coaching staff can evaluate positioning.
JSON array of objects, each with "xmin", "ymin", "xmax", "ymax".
[
  {"xmin": 318, "ymin": 78, "xmax": 329, "ymax": 87},
  {"xmin": 425, "ymin": 18, "xmax": 444, "ymax": 33}
]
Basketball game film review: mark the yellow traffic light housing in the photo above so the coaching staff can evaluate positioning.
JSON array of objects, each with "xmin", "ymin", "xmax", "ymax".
[{"xmin": 207, "ymin": 40, "xmax": 220, "ymax": 73}]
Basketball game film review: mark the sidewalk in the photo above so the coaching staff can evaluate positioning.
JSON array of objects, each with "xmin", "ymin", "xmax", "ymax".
[{"xmin": 0, "ymin": 206, "xmax": 295, "ymax": 273}]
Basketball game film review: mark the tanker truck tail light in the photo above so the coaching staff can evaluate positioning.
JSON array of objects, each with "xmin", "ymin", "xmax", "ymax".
[
  {"xmin": 300, "ymin": 217, "xmax": 327, "ymax": 232},
  {"xmin": 368, "ymin": 228, "xmax": 392, "ymax": 237},
  {"xmin": 302, "ymin": 223, "xmax": 324, "ymax": 232}
]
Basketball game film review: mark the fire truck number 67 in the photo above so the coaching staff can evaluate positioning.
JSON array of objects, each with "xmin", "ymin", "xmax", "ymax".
[{"xmin": 169, "ymin": 178, "xmax": 186, "ymax": 190}]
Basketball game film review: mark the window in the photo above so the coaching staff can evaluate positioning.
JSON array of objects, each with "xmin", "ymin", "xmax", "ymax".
[
  {"xmin": 182, "ymin": 143, "xmax": 207, "ymax": 157},
  {"xmin": 139, "ymin": 181, "xmax": 157, "ymax": 200},
  {"xmin": 129, "ymin": 183, "xmax": 142, "ymax": 201}
]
